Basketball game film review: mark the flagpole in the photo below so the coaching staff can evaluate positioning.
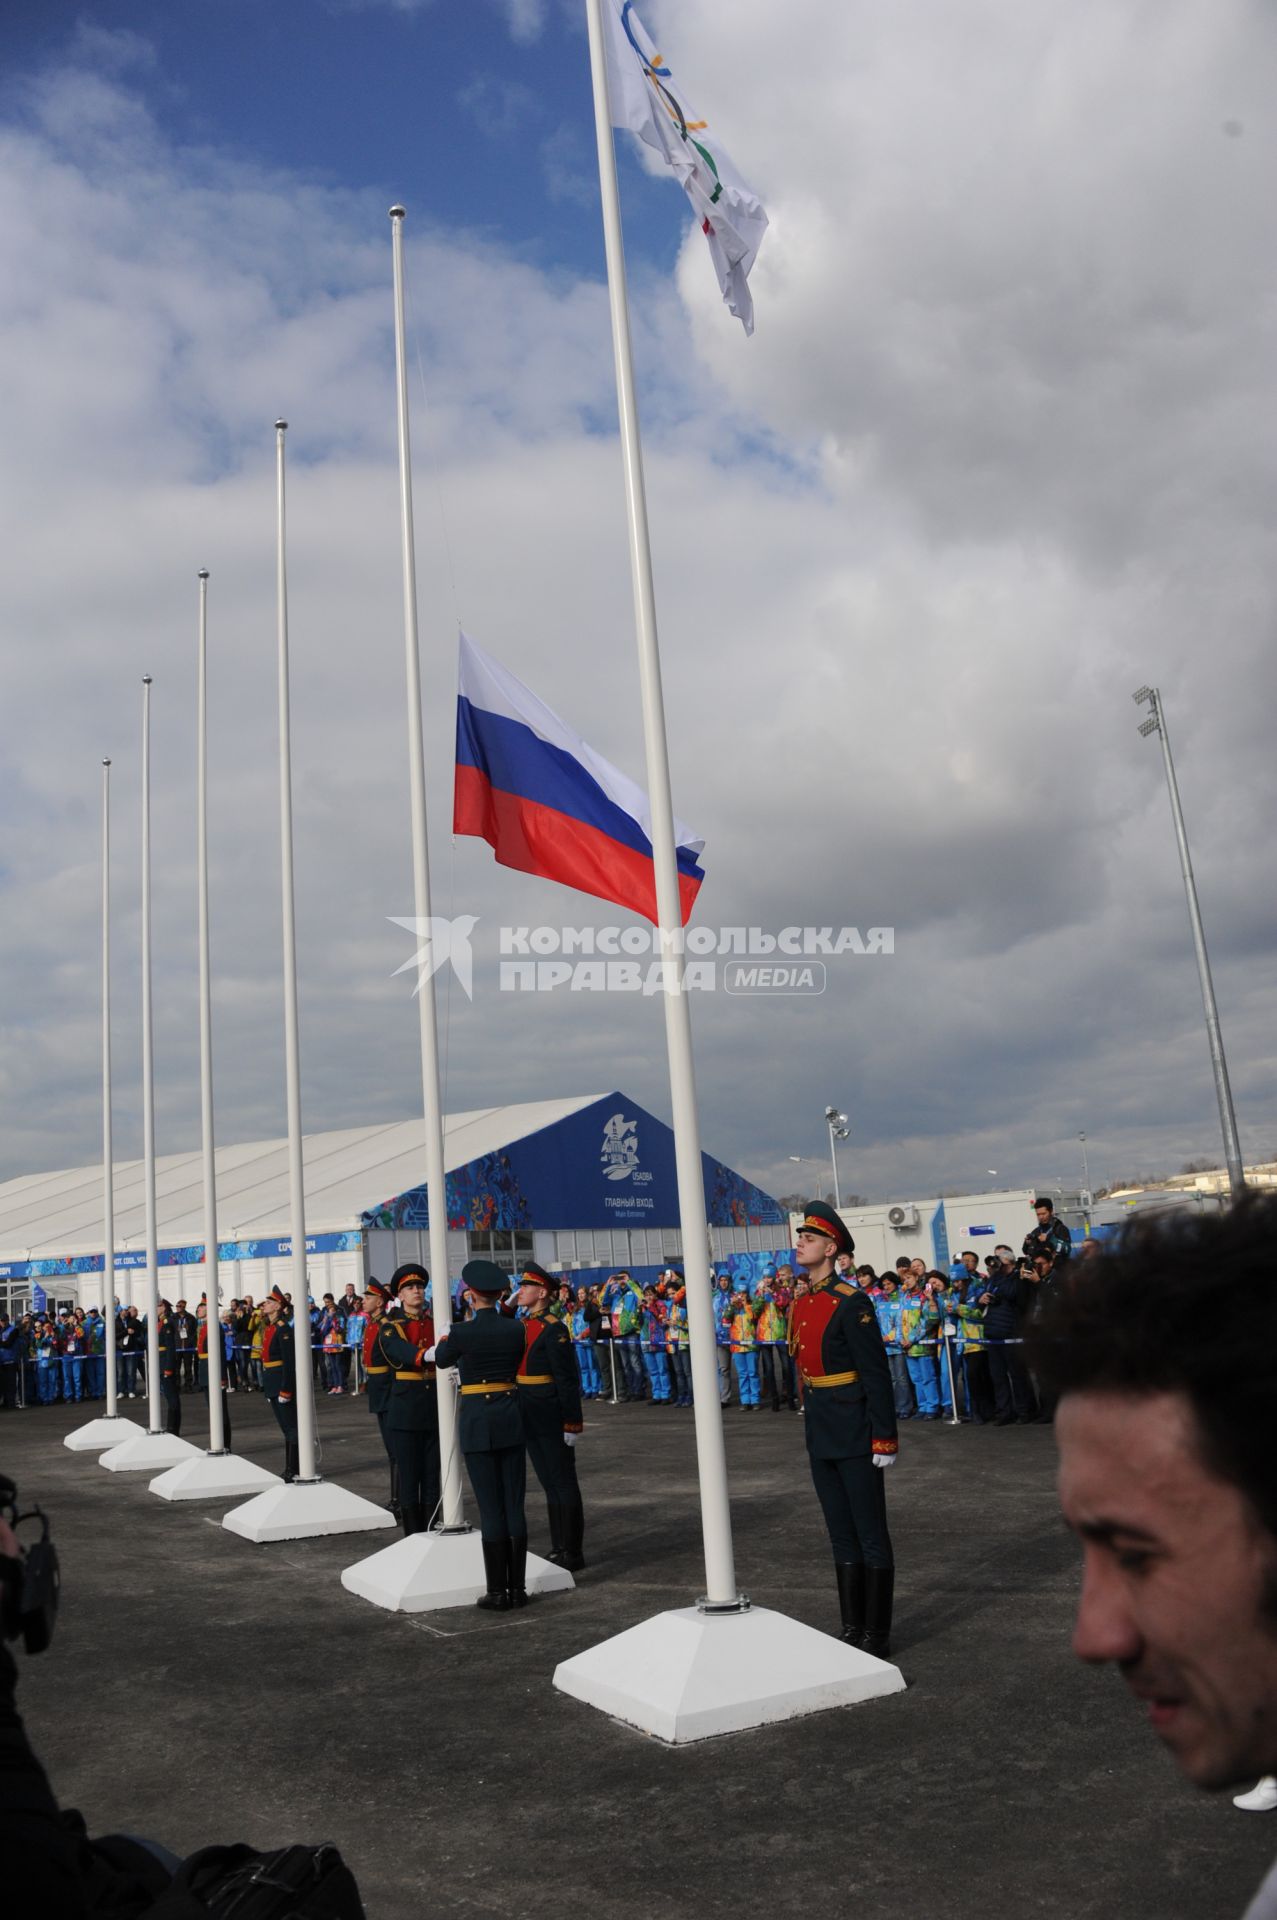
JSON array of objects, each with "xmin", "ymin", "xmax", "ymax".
[
  {"xmin": 101, "ymin": 758, "xmax": 119, "ymax": 1418},
  {"xmin": 388, "ymin": 205, "xmax": 464, "ymax": 1529},
  {"xmin": 555, "ymin": 0, "xmax": 905, "ymax": 1740},
  {"xmin": 582, "ymin": 0, "xmax": 739, "ymax": 1612},
  {"xmin": 97, "ymin": 685, "xmax": 195, "ymax": 1470},
  {"xmin": 221, "ymin": 429, "xmax": 392, "ymax": 1536},
  {"xmin": 140, "ymin": 675, "xmax": 164, "ymax": 1437},
  {"xmin": 196, "ymin": 569, "xmax": 227, "ymax": 1452},
  {"xmin": 272, "ymin": 422, "xmax": 319, "ymax": 1482}
]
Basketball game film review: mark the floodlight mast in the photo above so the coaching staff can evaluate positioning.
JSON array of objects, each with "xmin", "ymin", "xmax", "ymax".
[
  {"xmin": 824, "ymin": 1104, "xmax": 850, "ymax": 1210},
  {"xmin": 1133, "ymin": 686, "xmax": 1245, "ymax": 1198}
]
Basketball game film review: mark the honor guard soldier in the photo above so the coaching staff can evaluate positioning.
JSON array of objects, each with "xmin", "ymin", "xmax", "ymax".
[
  {"xmin": 432, "ymin": 1259, "xmax": 529, "ymax": 1612},
  {"xmin": 157, "ymin": 1299, "xmax": 182, "ymax": 1436},
  {"xmin": 361, "ymin": 1278, "xmax": 398, "ymax": 1517},
  {"xmin": 513, "ymin": 1262, "xmax": 586, "ymax": 1572},
  {"xmin": 195, "ymin": 1301, "xmax": 231, "ymax": 1447},
  {"xmin": 789, "ymin": 1201, "xmax": 898, "ymax": 1657},
  {"xmin": 260, "ymin": 1285, "xmax": 299, "ymax": 1482},
  {"xmin": 376, "ymin": 1264, "xmax": 441, "ymax": 1536}
]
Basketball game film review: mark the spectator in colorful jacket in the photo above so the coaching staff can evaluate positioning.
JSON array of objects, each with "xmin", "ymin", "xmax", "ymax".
[
  {"xmin": 663, "ymin": 1273, "xmax": 692, "ymax": 1407},
  {"xmin": 639, "ymin": 1286, "xmax": 672, "ymax": 1403},
  {"xmin": 754, "ymin": 1277, "xmax": 792, "ymax": 1412},
  {"xmin": 601, "ymin": 1271, "xmax": 644, "ymax": 1401},
  {"xmin": 954, "ymin": 1272, "xmax": 994, "ymax": 1423},
  {"xmin": 59, "ymin": 1314, "xmax": 86, "ymax": 1404},
  {"xmin": 35, "ymin": 1321, "xmax": 61, "ymax": 1403},
  {"xmin": 712, "ymin": 1273, "xmax": 734, "ymax": 1406},
  {"xmin": 926, "ymin": 1273, "xmax": 957, "ymax": 1415},
  {"xmin": 571, "ymin": 1288, "xmax": 603, "ymax": 1399},
  {"xmin": 874, "ymin": 1276, "xmax": 915, "ymax": 1419},
  {"xmin": 729, "ymin": 1289, "xmax": 760, "ymax": 1410},
  {"xmin": 898, "ymin": 1274, "xmax": 940, "ymax": 1418}
]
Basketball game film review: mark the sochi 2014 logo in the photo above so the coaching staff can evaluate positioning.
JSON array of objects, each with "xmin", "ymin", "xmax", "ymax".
[{"xmin": 601, "ymin": 1112, "xmax": 640, "ymax": 1183}]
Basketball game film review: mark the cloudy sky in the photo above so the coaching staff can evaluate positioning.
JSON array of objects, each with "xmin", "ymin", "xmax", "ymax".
[{"xmin": 1, "ymin": 0, "xmax": 1273, "ymax": 1212}]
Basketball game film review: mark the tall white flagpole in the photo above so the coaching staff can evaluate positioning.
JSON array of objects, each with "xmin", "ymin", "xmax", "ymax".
[
  {"xmin": 140, "ymin": 674, "xmax": 164, "ymax": 1438},
  {"xmin": 68, "ymin": 757, "xmax": 144, "ymax": 1451},
  {"xmin": 388, "ymin": 206, "xmax": 464, "ymax": 1528},
  {"xmin": 196, "ymin": 568, "xmax": 227, "ymax": 1451},
  {"xmin": 272, "ymin": 421, "xmax": 319, "ymax": 1482},
  {"xmin": 101, "ymin": 757, "xmax": 119, "ymax": 1418},
  {"xmin": 99, "ymin": 682, "xmax": 195, "ymax": 1471},
  {"xmin": 152, "ymin": 570, "xmax": 279, "ymax": 1498},
  {"xmin": 554, "ymin": 0, "xmax": 905, "ymax": 1738},
  {"xmin": 221, "ymin": 425, "xmax": 393, "ymax": 1537},
  {"xmin": 582, "ymin": 0, "xmax": 737, "ymax": 1611}
]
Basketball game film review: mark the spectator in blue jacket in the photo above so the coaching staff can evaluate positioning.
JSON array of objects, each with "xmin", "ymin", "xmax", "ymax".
[
  {"xmin": 0, "ymin": 1315, "xmax": 20, "ymax": 1410},
  {"xmin": 873, "ymin": 1277, "xmax": 914, "ymax": 1419}
]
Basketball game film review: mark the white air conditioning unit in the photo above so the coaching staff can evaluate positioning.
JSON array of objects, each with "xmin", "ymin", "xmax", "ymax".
[{"xmin": 887, "ymin": 1204, "xmax": 920, "ymax": 1230}]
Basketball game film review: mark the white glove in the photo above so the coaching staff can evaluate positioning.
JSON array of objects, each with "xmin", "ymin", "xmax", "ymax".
[
  {"xmin": 422, "ymin": 1345, "xmax": 437, "ymax": 1363},
  {"xmin": 564, "ymin": 1431, "xmax": 579, "ymax": 1448},
  {"xmin": 873, "ymin": 1452, "xmax": 896, "ymax": 1470}
]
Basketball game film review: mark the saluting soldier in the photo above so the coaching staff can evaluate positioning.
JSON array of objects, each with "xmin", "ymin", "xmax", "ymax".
[
  {"xmin": 789, "ymin": 1201, "xmax": 898, "ymax": 1658},
  {"xmin": 512, "ymin": 1262, "xmax": 586, "ymax": 1572},
  {"xmin": 157, "ymin": 1299, "xmax": 182, "ymax": 1436},
  {"xmin": 259, "ymin": 1284, "xmax": 299, "ymax": 1482},
  {"xmin": 376, "ymin": 1264, "xmax": 440, "ymax": 1536},
  {"xmin": 431, "ymin": 1259, "xmax": 529, "ymax": 1612},
  {"xmin": 360, "ymin": 1277, "xmax": 398, "ymax": 1517}
]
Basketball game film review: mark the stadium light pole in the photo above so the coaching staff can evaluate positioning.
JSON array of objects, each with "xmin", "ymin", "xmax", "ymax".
[
  {"xmin": 1133, "ymin": 686, "xmax": 1245, "ymax": 1198},
  {"xmin": 824, "ymin": 1106, "xmax": 850, "ymax": 1210}
]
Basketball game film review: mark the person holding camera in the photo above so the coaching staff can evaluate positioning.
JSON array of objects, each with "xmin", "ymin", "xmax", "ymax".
[{"xmin": 979, "ymin": 1247, "xmax": 1038, "ymax": 1424}]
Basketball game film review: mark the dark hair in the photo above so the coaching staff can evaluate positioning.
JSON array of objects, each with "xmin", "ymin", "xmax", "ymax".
[
  {"xmin": 895, "ymin": 1256, "xmax": 911, "ymax": 1271},
  {"xmin": 856, "ymin": 1264, "xmax": 876, "ymax": 1279},
  {"xmin": 1033, "ymin": 1196, "xmax": 1054, "ymax": 1212},
  {"xmin": 1028, "ymin": 1195, "xmax": 1277, "ymax": 1543}
]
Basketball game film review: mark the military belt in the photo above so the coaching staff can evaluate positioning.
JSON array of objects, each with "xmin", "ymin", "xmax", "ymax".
[
  {"xmin": 802, "ymin": 1369, "xmax": 860, "ymax": 1388},
  {"xmin": 263, "ymin": 1360, "xmax": 283, "ymax": 1369},
  {"xmin": 460, "ymin": 1381, "xmax": 515, "ymax": 1396},
  {"xmin": 365, "ymin": 1364, "xmax": 389, "ymax": 1375},
  {"xmin": 394, "ymin": 1370, "xmax": 434, "ymax": 1382},
  {"xmin": 516, "ymin": 1373, "xmax": 554, "ymax": 1386}
]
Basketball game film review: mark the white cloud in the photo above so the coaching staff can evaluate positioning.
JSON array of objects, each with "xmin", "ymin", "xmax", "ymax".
[{"xmin": 0, "ymin": 10, "xmax": 1274, "ymax": 1218}]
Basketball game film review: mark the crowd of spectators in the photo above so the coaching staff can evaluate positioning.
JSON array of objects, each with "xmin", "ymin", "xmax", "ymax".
[{"xmin": 0, "ymin": 1199, "xmax": 1086, "ymax": 1424}]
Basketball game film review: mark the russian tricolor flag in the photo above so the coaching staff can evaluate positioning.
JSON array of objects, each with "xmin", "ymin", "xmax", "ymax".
[{"xmin": 454, "ymin": 632, "xmax": 705, "ymax": 925}]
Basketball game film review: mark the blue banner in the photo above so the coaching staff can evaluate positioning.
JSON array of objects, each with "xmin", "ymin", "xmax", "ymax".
[{"xmin": 0, "ymin": 1229, "xmax": 363, "ymax": 1282}]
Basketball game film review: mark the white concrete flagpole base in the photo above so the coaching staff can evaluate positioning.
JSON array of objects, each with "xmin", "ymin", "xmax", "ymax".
[
  {"xmin": 221, "ymin": 1478, "xmax": 395, "ymax": 1543},
  {"xmin": 99, "ymin": 1430, "xmax": 201, "ymax": 1473},
  {"xmin": 340, "ymin": 1528, "xmax": 575, "ymax": 1613},
  {"xmin": 553, "ymin": 1605, "xmax": 905, "ymax": 1745},
  {"xmin": 149, "ymin": 1452, "xmax": 282, "ymax": 1502},
  {"xmin": 63, "ymin": 1414, "xmax": 144, "ymax": 1452}
]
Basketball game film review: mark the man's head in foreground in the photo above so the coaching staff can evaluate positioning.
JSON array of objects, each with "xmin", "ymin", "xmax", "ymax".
[{"xmin": 1031, "ymin": 1196, "xmax": 1277, "ymax": 1792}]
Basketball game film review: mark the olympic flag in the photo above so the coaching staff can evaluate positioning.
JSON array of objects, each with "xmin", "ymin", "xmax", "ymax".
[{"xmin": 601, "ymin": 0, "xmax": 769, "ymax": 334}]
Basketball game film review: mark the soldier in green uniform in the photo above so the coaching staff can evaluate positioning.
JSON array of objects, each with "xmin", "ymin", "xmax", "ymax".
[
  {"xmin": 259, "ymin": 1285, "xmax": 298, "ymax": 1482},
  {"xmin": 512, "ymin": 1262, "xmax": 586, "ymax": 1572},
  {"xmin": 431, "ymin": 1259, "xmax": 529, "ymax": 1611},
  {"xmin": 789, "ymin": 1201, "xmax": 899, "ymax": 1658},
  {"xmin": 376, "ymin": 1264, "xmax": 440, "ymax": 1536}
]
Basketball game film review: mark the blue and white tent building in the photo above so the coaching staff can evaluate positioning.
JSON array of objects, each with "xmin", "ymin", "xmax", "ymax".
[{"xmin": 0, "ymin": 1091, "xmax": 789, "ymax": 1315}]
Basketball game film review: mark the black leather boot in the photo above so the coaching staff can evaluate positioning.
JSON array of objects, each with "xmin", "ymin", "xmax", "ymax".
[
  {"xmin": 284, "ymin": 1437, "xmax": 300, "ymax": 1484},
  {"xmin": 507, "ymin": 1534, "xmax": 529, "ymax": 1609},
  {"xmin": 545, "ymin": 1502, "xmax": 568, "ymax": 1567},
  {"xmin": 560, "ymin": 1494, "xmax": 586, "ymax": 1573},
  {"xmin": 862, "ymin": 1565, "xmax": 895, "ymax": 1659},
  {"xmin": 835, "ymin": 1562, "xmax": 866, "ymax": 1647},
  {"xmin": 476, "ymin": 1538, "xmax": 510, "ymax": 1610}
]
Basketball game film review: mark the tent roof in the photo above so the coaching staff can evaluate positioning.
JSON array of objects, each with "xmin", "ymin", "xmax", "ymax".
[{"xmin": 0, "ymin": 1097, "xmax": 605, "ymax": 1258}]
